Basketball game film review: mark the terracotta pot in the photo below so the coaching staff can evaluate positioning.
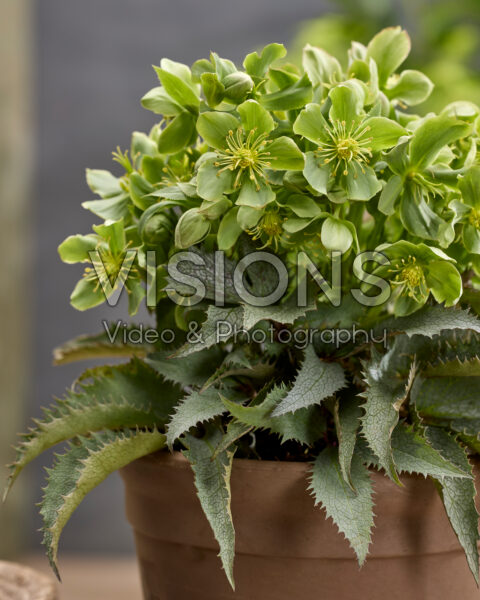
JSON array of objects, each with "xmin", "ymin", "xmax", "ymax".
[
  {"xmin": 0, "ymin": 561, "xmax": 58, "ymax": 600},
  {"xmin": 120, "ymin": 452, "xmax": 479, "ymax": 600}
]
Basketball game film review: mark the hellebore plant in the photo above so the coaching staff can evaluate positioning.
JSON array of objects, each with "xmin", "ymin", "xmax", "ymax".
[{"xmin": 5, "ymin": 27, "xmax": 480, "ymax": 590}]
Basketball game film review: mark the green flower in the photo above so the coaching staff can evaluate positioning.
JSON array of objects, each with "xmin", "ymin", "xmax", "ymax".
[
  {"xmin": 379, "ymin": 113, "xmax": 472, "ymax": 247},
  {"xmin": 248, "ymin": 209, "xmax": 286, "ymax": 250},
  {"xmin": 456, "ymin": 166, "xmax": 480, "ymax": 254},
  {"xmin": 375, "ymin": 240, "xmax": 462, "ymax": 315},
  {"xmin": 214, "ymin": 127, "xmax": 274, "ymax": 190},
  {"xmin": 294, "ymin": 82, "xmax": 406, "ymax": 201},
  {"xmin": 58, "ymin": 219, "xmax": 144, "ymax": 315},
  {"xmin": 196, "ymin": 99, "xmax": 304, "ymax": 208}
]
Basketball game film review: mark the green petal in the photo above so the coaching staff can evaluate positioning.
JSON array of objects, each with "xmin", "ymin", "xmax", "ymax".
[
  {"xmin": 237, "ymin": 206, "xmax": 262, "ymax": 230},
  {"xmin": 303, "ymin": 151, "xmax": 330, "ymax": 194},
  {"xmin": 329, "ymin": 83, "xmax": 364, "ymax": 124},
  {"xmin": 464, "ymin": 224, "xmax": 480, "ymax": 254},
  {"xmin": 283, "ymin": 217, "xmax": 315, "ymax": 233},
  {"xmin": 197, "ymin": 111, "xmax": 240, "ymax": 149},
  {"xmin": 243, "ymin": 43, "xmax": 286, "ymax": 79},
  {"xmin": 237, "ymin": 99, "xmax": 274, "ymax": 136},
  {"xmin": 157, "ymin": 112, "xmax": 196, "ymax": 154},
  {"xmin": 366, "ymin": 27, "xmax": 411, "ymax": 86},
  {"xmin": 293, "ymin": 103, "xmax": 329, "ymax": 143},
  {"xmin": 236, "ymin": 180, "xmax": 275, "ymax": 209},
  {"xmin": 302, "ymin": 44, "xmax": 342, "ymax": 87},
  {"xmin": 378, "ymin": 174, "xmax": 403, "ymax": 215},
  {"xmin": 267, "ymin": 136, "xmax": 304, "ymax": 171},
  {"xmin": 198, "ymin": 197, "xmax": 231, "ymax": 220},
  {"xmin": 426, "ymin": 261, "xmax": 463, "ymax": 306},
  {"xmin": 281, "ymin": 194, "xmax": 322, "ymax": 218},
  {"xmin": 201, "ymin": 73, "xmax": 225, "ymax": 108},
  {"xmin": 393, "ymin": 292, "xmax": 425, "ymax": 317},
  {"xmin": 218, "ymin": 207, "xmax": 243, "ymax": 251},
  {"xmin": 459, "ymin": 166, "xmax": 480, "ymax": 209},
  {"xmin": 70, "ymin": 277, "xmax": 106, "ymax": 311},
  {"xmin": 321, "ymin": 217, "xmax": 354, "ymax": 253},
  {"xmin": 86, "ymin": 169, "xmax": 122, "ymax": 199},
  {"xmin": 341, "ymin": 166, "xmax": 381, "ymax": 201},
  {"xmin": 385, "ymin": 70, "xmax": 434, "ymax": 106},
  {"xmin": 141, "ymin": 86, "xmax": 183, "ymax": 116},
  {"xmin": 259, "ymin": 73, "xmax": 312, "ymax": 111},
  {"xmin": 92, "ymin": 219, "xmax": 125, "ymax": 254},
  {"xmin": 363, "ymin": 117, "xmax": 407, "ymax": 152},
  {"xmin": 399, "ymin": 186, "xmax": 454, "ymax": 246},
  {"xmin": 197, "ymin": 158, "xmax": 234, "ymax": 201},
  {"xmin": 410, "ymin": 114, "xmax": 471, "ymax": 170},
  {"xmin": 58, "ymin": 235, "xmax": 98, "ymax": 264},
  {"xmin": 154, "ymin": 67, "xmax": 199, "ymax": 109}
]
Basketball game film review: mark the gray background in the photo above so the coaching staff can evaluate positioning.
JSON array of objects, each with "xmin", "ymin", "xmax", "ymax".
[{"xmin": 32, "ymin": 0, "xmax": 333, "ymax": 554}]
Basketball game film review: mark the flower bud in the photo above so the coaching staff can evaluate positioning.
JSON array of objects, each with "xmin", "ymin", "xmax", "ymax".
[{"xmin": 223, "ymin": 72, "xmax": 254, "ymax": 102}]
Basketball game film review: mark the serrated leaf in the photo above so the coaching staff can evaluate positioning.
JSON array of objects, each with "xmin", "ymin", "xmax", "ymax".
[
  {"xmin": 5, "ymin": 360, "xmax": 179, "ymax": 498},
  {"xmin": 166, "ymin": 388, "xmax": 225, "ymax": 447},
  {"xmin": 175, "ymin": 305, "xmax": 244, "ymax": 357},
  {"xmin": 212, "ymin": 420, "xmax": 253, "ymax": 459},
  {"xmin": 379, "ymin": 306, "xmax": 480, "ymax": 338},
  {"xmin": 334, "ymin": 397, "xmax": 362, "ymax": 489},
  {"xmin": 40, "ymin": 429, "xmax": 166, "ymax": 577},
  {"xmin": 309, "ymin": 448, "xmax": 374, "ymax": 565},
  {"xmin": 222, "ymin": 384, "xmax": 326, "ymax": 445},
  {"xmin": 146, "ymin": 346, "xmax": 224, "ymax": 387},
  {"xmin": 423, "ymin": 357, "xmax": 480, "ymax": 377},
  {"xmin": 271, "ymin": 345, "xmax": 346, "ymax": 416},
  {"xmin": 361, "ymin": 350, "xmax": 415, "ymax": 483},
  {"xmin": 413, "ymin": 376, "xmax": 480, "ymax": 427},
  {"xmin": 53, "ymin": 323, "xmax": 155, "ymax": 365},
  {"xmin": 242, "ymin": 297, "xmax": 315, "ymax": 331},
  {"xmin": 389, "ymin": 424, "xmax": 471, "ymax": 479},
  {"xmin": 425, "ymin": 427, "xmax": 479, "ymax": 582},
  {"xmin": 183, "ymin": 430, "xmax": 236, "ymax": 589}
]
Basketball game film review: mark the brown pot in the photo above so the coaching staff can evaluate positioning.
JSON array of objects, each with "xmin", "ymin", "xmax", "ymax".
[
  {"xmin": 0, "ymin": 562, "xmax": 58, "ymax": 600},
  {"xmin": 120, "ymin": 451, "xmax": 479, "ymax": 600}
]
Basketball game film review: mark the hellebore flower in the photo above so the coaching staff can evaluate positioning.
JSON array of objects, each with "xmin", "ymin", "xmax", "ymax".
[
  {"xmin": 58, "ymin": 219, "xmax": 144, "ymax": 315},
  {"xmin": 452, "ymin": 166, "xmax": 480, "ymax": 255},
  {"xmin": 196, "ymin": 99, "xmax": 304, "ymax": 210},
  {"xmin": 293, "ymin": 82, "xmax": 406, "ymax": 202},
  {"xmin": 374, "ymin": 240, "xmax": 462, "ymax": 316}
]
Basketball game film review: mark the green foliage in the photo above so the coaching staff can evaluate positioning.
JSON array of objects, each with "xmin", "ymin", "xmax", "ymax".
[
  {"xmin": 40, "ymin": 429, "xmax": 166, "ymax": 577},
  {"xmin": 166, "ymin": 388, "xmax": 225, "ymax": 448},
  {"xmin": 4, "ymin": 359, "xmax": 179, "ymax": 497},
  {"xmin": 7, "ymin": 28, "xmax": 480, "ymax": 589},
  {"xmin": 221, "ymin": 384, "xmax": 326, "ymax": 445},
  {"xmin": 309, "ymin": 448, "xmax": 374, "ymax": 565},
  {"xmin": 271, "ymin": 345, "xmax": 346, "ymax": 416},
  {"xmin": 183, "ymin": 430, "xmax": 236, "ymax": 589},
  {"xmin": 360, "ymin": 349, "xmax": 414, "ymax": 483},
  {"xmin": 425, "ymin": 426, "xmax": 479, "ymax": 582}
]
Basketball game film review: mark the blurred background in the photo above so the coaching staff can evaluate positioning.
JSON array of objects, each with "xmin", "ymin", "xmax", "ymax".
[{"xmin": 1, "ymin": 0, "xmax": 479, "ymax": 591}]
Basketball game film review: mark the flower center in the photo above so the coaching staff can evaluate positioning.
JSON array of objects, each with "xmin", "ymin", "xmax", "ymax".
[
  {"xmin": 215, "ymin": 128, "xmax": 272, "ymax": 190},
  {"xmin": 469, "ymin": 208, "xmax": 480, "ymax": 229},
  {"xmin": 84, "ymin": 249, "xmax": 136, "ymax": 290},
  {"xmin": 390, "ymin": 256, "xmax": 427, "ymax": 302},
  {"xmin": 336, "ymin": 137, "xmax": 361, "ymax": 161},
  {"xmin": 317, "ymin": 119, "xmax": 373, "ymax": 177},
  {"xmin": 400, "ymin": 264, "xmax": 424, "ymax": 288},
  {"xmin": 249, "ymin": 211, "xmax": 284, "ymax": 250}
]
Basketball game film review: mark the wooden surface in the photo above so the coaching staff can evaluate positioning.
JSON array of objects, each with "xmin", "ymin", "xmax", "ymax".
[
  {"xmin": 24, "ymin": 556, "xmax": 143, "ymax": 600},
  {"xmin": 0, "ymin": 561, "xmax": 58, "ymax": 600}
]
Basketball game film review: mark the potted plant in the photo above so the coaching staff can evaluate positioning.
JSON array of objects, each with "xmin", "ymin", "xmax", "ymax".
[{"xmin": 5, "ymin": 26, "xmax": 480, "ymax": 599}]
